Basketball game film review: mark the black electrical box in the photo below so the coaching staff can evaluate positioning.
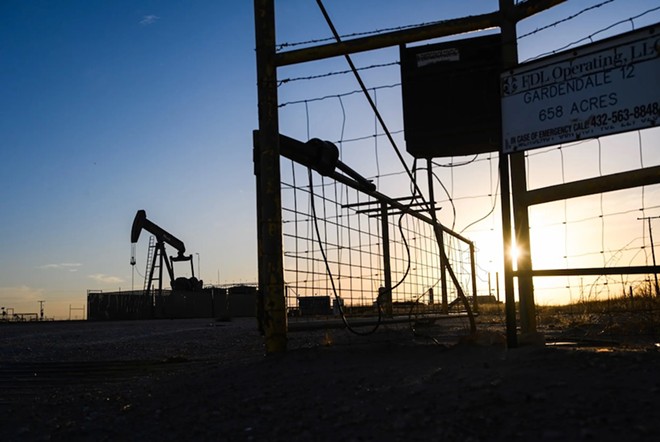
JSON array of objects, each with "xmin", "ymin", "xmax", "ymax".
[{"xmin": 400, "ymin": 33, "xmax": 502, "ymax": 158}]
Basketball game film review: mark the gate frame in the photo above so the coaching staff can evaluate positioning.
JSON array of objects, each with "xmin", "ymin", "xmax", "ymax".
[{"xmin": 254, "ymin": 0, "xmax": 573, "ymax": 352}]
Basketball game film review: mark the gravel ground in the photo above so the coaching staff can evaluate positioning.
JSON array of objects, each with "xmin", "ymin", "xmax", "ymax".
[{"xmin": 1, "ymin": 317, "xmax": 659, "ymax": 441}]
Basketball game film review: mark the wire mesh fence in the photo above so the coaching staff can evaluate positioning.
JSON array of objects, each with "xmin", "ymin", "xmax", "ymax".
[{"xmin": 280, "ymin": 151, "xmax": 477, "ymax": 329}]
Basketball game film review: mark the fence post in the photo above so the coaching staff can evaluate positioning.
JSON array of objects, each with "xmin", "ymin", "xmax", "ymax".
[
  {"xmin": 255, "ymin": 0, "xmax": 287, "ymax": 352},
  {"xmin": 380, "ymin": 202, "xmax": 393, "ymax": 317}
]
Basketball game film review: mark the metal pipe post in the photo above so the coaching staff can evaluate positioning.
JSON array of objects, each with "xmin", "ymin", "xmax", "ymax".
[
  {"xmin": 470, "ymin": 243, "xmax": 478, "ymax": 314},
  {"xmin": 380, "ymin": 202, "xmax": 393, "ymax": 317},
  {"xmin": 426, "ymin": 159, "xmax": 448, "ymax": 313},
  {"xmin": 499, "ymin": 0, "xmax": 519, "ymax": 348},
  {"xmin": 254, "ymin": 0, "xmax": 287, "ymax": 352},
  {"xmin": 501, "ymin": 0, "xmax": 542, "ymax": 340}
]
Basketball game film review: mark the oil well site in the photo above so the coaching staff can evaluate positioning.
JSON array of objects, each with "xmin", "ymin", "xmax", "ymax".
[{"xmin": 2, "ymin": 0, "xmax": 660, "ymax": 440}]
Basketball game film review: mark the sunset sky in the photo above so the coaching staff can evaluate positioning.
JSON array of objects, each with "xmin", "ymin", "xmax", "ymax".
[{"xmin": 1, "ymin": 1, "xmax": 658, "ymax": 319}]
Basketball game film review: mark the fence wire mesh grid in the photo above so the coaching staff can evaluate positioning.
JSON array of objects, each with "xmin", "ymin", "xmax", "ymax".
[{"xmin": 280, "ymin": 157, "xmax": 475, "ymax": 326}]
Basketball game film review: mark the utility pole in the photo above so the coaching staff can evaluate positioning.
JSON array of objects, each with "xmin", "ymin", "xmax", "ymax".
[
  {"xmin": 38, "ymin": 300, "xmax": 45, "ymax": 321},
  {"xmin": 638, "ymin": 215, "xmax": 660, "ymax": 297}
]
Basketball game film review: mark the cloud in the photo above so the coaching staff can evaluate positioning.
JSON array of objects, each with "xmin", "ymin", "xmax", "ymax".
[
  {"xmin": 139, "ymin": 15, "xmax": 160, "ymax": 25},
  {"xmin": 38, "ymin": 263, "xmax": 82, "ymax": 271},
  {"xmin": 0, "ymin": 285, "xmax": 44, "ymax": 304},
  {"xmin": 39, "ymin": 264, "xmax": 60, "ymax": 269},
  {"xmin": 88, "ymin": 274, "xmax": 124, "ymax": 284}
]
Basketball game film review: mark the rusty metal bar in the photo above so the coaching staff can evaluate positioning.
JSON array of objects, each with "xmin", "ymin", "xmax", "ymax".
[
  {"xmin": 276, "ymin": 12, "xmax": 499, "ymax": 67},
  {"xmin": 275, "ymin": 0, "xmax": 566, "ymax": 67},
  {"xmin": 274, "ymin": 132, "xmax": 475, "ymax": 245},
  {"xmin": 516, "ymin": 266, "xmax": 660, "ymax": 277},
  {"xmin": 524, "ymin": 166, "xmax": 660, "ymax": 206}
]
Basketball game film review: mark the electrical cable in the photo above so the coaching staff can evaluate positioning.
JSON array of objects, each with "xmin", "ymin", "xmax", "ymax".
[
  {"xmin": 335, "ymin": 95, "xmax": 346, "ymax": 296},
  {"xmin": 373, "ymin": 88, "xmax": 381, "ymax": 187},
  {"xmin": 430, "ymin": 169, "xmax": 457, "ymax": 230},
  {"xmin": 432, "ymin": 155, "xmax": 479, "ymax": 168},
  {"xmin": 306, "ymin": 173, "xmax": 414, "ymax": 335},
  {"xmin": 459, "ymin": 165, "xmax": 500, "ymax": 234},
  {"xmin": 308, "ymin": 168, "xmax": 382, "ymax": 335}
]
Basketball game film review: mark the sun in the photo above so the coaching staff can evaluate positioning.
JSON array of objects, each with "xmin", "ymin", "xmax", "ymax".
[{"xmin": 509, "ymin": 244, "xmax": 522, "ymax": 268}]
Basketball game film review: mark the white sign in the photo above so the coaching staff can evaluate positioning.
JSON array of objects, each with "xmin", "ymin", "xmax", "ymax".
[
  {"xmin": 416, "ymin": 48, "xmax": 460, "ymax": 67},
  {"xmin": 501, "ymin": 25, "xmax": 659, "ymax": 153}
]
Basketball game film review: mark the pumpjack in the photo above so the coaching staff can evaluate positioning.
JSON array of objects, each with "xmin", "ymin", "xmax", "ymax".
[{"xmin": 130, "ymin": 209, "xmax": 202, "ymax": 296}]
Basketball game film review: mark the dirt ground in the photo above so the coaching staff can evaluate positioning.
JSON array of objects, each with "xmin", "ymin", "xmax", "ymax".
[{"xmin": 1, "ymin": 315, "xmax": 659, "ymax": 441}]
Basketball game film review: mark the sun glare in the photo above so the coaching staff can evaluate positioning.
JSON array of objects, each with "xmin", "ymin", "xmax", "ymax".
[{"xmin": 509, "ymin": 244, "xmax": 521, "ymax": 266}]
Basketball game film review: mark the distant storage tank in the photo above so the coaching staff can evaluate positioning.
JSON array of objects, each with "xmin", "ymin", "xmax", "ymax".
[
  {"xmin": 227, "ymin": 285, "xmax": 258, "ymax": 317},
  {"xmin": 87, "ymin": 287, "xmax": 228, "ymax": 321}
]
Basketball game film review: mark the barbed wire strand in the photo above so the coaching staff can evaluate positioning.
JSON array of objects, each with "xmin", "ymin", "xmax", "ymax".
[
  {"xmin": 277, "ymin": 4, "xmax": 659, "ymax": 89},
  {"xmin": 278, "ymin": 0, "xmax": 621, "ymax": 54},
  {"xmin": 276, "ymin": 18, "xmax": 450, "ymax": 52},
  {"xmin": 278, "ymin": 61, "xmax": 399, "ymax": 86},
  {"xmin": 518, "ymin": 0, "xmax": 616, "ymax": 40},
  {"xmin": 523, "ymin": 5, "xmax": 660, "ymax": 62}
]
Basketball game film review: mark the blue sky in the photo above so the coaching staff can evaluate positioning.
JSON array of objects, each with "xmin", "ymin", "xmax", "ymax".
[
  {"xmin": 1, "ymin": 1, "xmax": 258, "ymax": 318},
  {"xmin": 1, "ymin": 1, "xmax": 658, "ymax": 318}
]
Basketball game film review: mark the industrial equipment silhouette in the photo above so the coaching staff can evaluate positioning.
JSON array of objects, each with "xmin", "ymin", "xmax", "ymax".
[{"xmin": 130, "ymin": 209, "xmax": 202, "ymax": 296}]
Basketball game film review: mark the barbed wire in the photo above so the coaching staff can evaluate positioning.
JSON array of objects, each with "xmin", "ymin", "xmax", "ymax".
[
  {"xmin": 276, "ymin": 2, "xmax": 658, "ymax": 88},
  {"xmin": 278, "ymin": 61, "xmax": 399, "ymax": 87},
  {"xmin": 279, "ymin": 82, "xmax": 400, "ymax": 108},
  {"xmin": 334, "ymin": 129, "xmax": 404, "ymax": 145},
  {"xmin": 276, "ymin": 18, "xmax": 449, "ymax": 52},
  {"xmin": 531, "ymin": 206, "xmax": 659, "ymax": 230},
  {"xmin": 523, "ymin": 5, "xmax": 660, "ymax": 62},
  {"xmin": 277, "ymin": 0, "xmax": 625, "ymax": 55},
  {"xmin": 276, "ymin": 3, "xmax": 659, "ymax": 304},
  {"xmin": 518, "ymin": 0, "xmax": 616, "ymax": 40}
]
